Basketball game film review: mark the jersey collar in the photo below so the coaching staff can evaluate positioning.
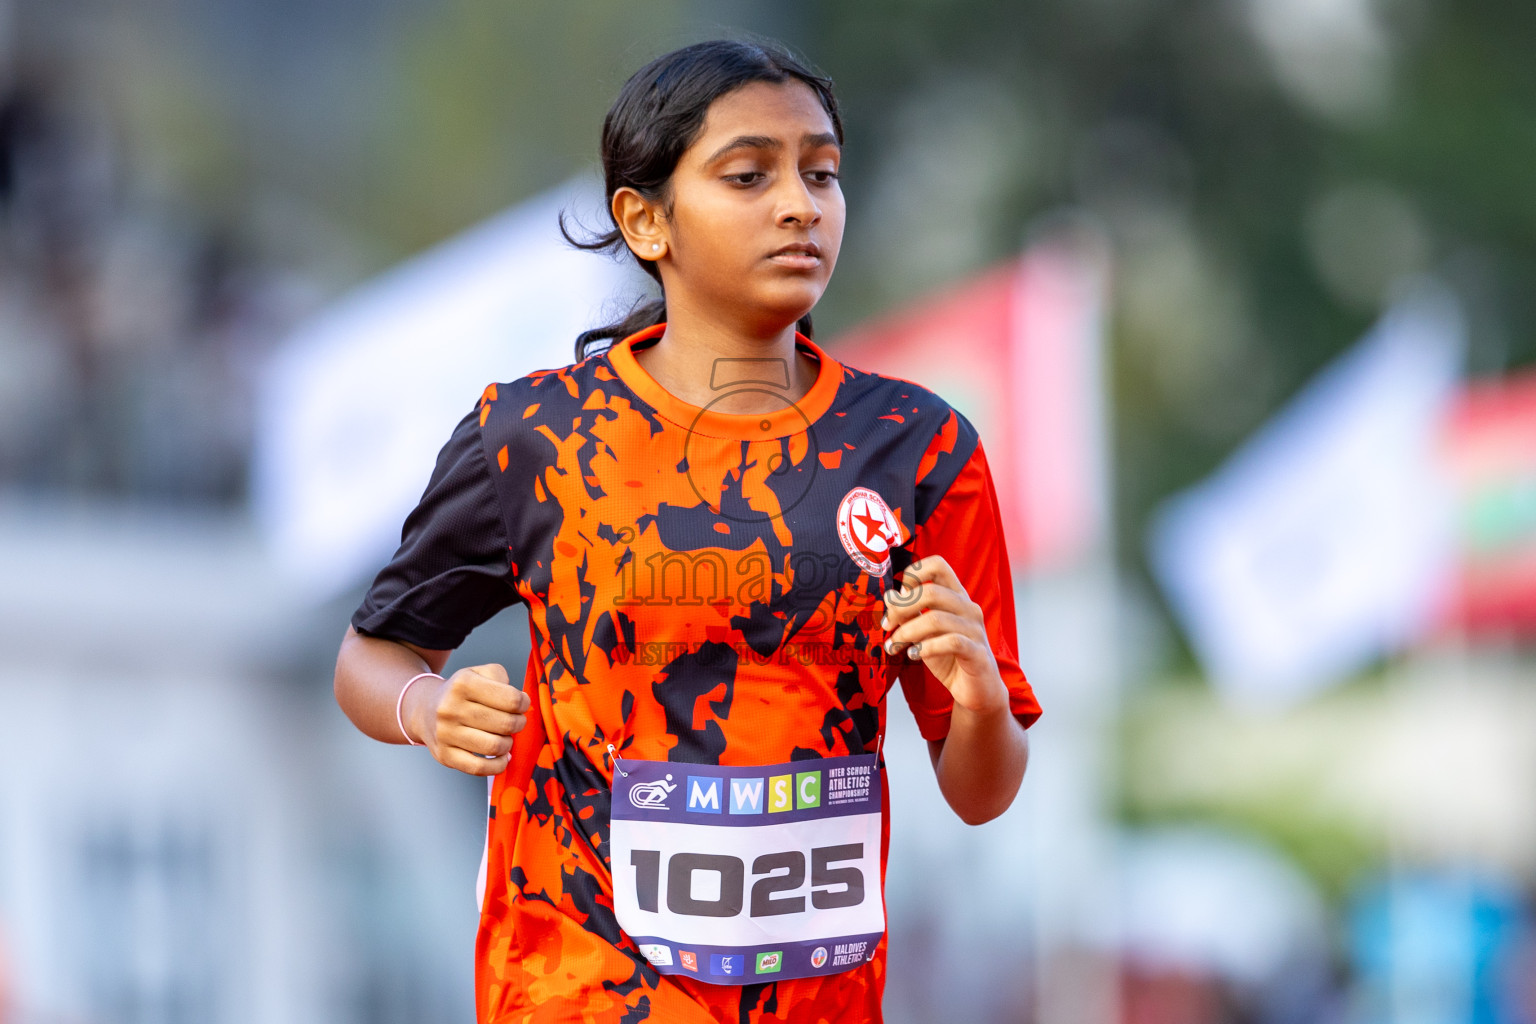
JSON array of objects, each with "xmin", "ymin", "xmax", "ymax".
[{"xmin": 606, "ymin": 322, "xmax": 843, "ymax": 441}]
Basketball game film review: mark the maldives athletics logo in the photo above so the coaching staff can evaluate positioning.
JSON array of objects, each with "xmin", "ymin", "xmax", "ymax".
[{"xmin": 836, "ymin": 486, "xmax": 903, "ymax": 576}]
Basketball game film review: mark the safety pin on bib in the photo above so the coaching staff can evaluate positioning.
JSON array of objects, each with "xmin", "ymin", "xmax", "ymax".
[{"xmin": 607, "ymin": 743, "xmax": 629, "ymax": 778}]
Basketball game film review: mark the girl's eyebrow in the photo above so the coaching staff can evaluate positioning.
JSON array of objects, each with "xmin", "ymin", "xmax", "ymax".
[
  {"xmin": 705, "ymin": 131, "xmax": 842, "ymax": 164},
  {"xmin": 707, "ymin": 135, "xmax": 779, "ymax": 163}
]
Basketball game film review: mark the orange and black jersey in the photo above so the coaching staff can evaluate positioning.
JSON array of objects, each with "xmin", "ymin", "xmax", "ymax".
[{"xmin": 354, "ymin": 323, "xmax": 1040, "ymax": 1023}]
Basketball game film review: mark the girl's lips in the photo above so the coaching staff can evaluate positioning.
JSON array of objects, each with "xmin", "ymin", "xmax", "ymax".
[{"xmin": 767, "ymin": 250, "xmax": 822, "ymax": 269}]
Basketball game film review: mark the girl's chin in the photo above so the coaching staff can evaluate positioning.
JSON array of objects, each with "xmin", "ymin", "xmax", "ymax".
[
  {"xmin": 747, "ymin": 282, "xmax": 828, "ymax": 318},
  {"xmin": 753, "ymin": 304, "xmax": 822, "ymax": 332}
]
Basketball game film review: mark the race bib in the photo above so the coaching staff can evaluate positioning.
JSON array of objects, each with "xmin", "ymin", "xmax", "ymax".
[{"xmin": 610, "ymin": 753, "xmax": 884, "ymax": 985}]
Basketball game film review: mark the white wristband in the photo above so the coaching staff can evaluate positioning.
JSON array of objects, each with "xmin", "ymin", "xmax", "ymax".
[{"xmin": 396, "ymin": 672, "xmax": 443, "ymax": 745}]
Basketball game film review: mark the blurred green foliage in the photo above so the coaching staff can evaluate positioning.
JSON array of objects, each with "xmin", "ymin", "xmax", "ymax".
[
  {"xmin": 1119, "ymin": 658, "xmax": 1536, "ymax": 901},
  {"xmin": 811, "ymin": 0, "xmax": 1533, "ymax": 560}
]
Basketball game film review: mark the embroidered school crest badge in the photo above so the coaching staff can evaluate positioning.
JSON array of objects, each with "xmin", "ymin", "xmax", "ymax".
[{"xmin": 836, "ymin": 487, "xmax": 901, "ymax": 576}]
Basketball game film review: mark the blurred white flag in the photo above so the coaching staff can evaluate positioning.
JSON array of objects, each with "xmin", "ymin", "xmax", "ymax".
[
  {"xmin": 1149, "ymin": 282, "xmax": 1464, "ymax": 707},
  {"xmin": 250, "ymin": 176, "xmax": 639, "ymax": 599}
]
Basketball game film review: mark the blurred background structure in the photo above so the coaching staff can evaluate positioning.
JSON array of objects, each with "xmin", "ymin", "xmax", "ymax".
[{"xmin": 2, "ymin": 0, "xmax": 1535, "ymax": 1021}]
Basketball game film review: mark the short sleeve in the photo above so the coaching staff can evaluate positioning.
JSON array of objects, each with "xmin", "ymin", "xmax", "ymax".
[
  {"xmin": 350, "ymin": 407, "xmax": 518, "ymax": 650},
  {"xmin": 898, "ymin": 438, "xmax": 1041, "ymax": 740}
]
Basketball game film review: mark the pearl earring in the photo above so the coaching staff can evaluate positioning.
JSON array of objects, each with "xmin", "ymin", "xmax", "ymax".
[{"xmin": 652, "ymin": 243, "xmax": 661, "ymax": 252}]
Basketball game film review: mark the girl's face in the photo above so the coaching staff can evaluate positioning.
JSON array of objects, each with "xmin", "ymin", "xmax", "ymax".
[{"xmin": 638, "ymin": 79, "xmax": 845, "ymax": 334}]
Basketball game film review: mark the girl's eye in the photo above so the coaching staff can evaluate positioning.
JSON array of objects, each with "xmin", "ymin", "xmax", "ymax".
[
  {"xmin": 806, "ymin": 169, "xmax": 840, "ymax": 184},
  {"xmin": 727, "ymin": 171, "xmax": 765, "ymax": 185}
]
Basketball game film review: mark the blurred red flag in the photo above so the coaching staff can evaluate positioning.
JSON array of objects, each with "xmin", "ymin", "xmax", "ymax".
[
  {"xmin": 1440, "ymin": 369, "xmax": 1536, "ymax": 633},
  {"xmin": 826, "ymin": 230, "xmax": 1110, "ymax": 571}
]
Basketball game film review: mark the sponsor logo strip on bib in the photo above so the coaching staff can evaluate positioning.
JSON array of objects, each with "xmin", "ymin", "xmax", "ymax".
[{"xmin": 630, "ymin": 934, "xmax": 882, "ymax": 980}]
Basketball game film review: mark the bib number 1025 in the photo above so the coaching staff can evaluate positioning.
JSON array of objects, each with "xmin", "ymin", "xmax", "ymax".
[{"xmin": 629, "ymin": 844, "xmax": 865, "ymax": 919}]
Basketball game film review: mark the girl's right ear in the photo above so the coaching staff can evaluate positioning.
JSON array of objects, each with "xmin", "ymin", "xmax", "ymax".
[{"xmin": 612, "ymin": 187, "xmax": 669, "ymax": 262}]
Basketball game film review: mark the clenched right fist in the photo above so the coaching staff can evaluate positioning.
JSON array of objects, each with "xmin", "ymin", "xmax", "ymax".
[{"xmin": 403, "ymin": 663, "xmax": 529, "ymax": 776}]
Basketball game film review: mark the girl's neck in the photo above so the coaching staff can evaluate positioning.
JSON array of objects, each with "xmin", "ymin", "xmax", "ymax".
[{"xmin": 631, "ymin": 307, "xmax": 821, "ymax": 415}]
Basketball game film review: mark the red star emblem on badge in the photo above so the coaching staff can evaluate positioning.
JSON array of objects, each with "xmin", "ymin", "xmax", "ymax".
[{"xmin": 854, "ymin": 508, "xmax": 891, "ymax": 549}]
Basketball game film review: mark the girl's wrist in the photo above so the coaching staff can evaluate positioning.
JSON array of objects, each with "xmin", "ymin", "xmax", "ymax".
[
  {"xmin": 954, "ymin": 693, "xmax": 1011, "ymax": 722},
  {"xmin": 397, "ymin": 671, "xmax": 445, "ymax": 745},
  {"xmin": 952, "ymin": 669, "xmax": 1011, "ymax": 718}
]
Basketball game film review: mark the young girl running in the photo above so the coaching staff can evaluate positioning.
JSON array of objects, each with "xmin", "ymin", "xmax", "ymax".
[{"xmin": 334, "ymin": 38, "xmax": 1040, "ymax": 1023}]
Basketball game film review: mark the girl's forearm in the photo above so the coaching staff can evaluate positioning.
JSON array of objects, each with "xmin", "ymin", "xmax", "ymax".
[
  {"xmin": 334, "ymin": 625, "xmax": 451, "ymax": 744},
  {"xmin": 928, "ymin": 706, "xmax": 1030, "ymax": 825}
]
